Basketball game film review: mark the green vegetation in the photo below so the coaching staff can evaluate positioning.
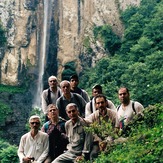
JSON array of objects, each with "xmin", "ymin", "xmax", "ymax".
[
  {"xmin": 0, "ymin": 140, "xmax": 19, "ymax": 163},
  {"xmin": 91, "ymin": 103, "xmax": 163, "ymax": 163},
  {"xmin": 61, "ymin": 61, "xmax": 77, "ymax": 80},
  {"xmin": 0, "ymin": 21, "xmax": 7, "ymax": 47},
  {"xmin": 80, "ymin": 0, "xmax": 163, "ymax": 107},
  {"xmin": 0, "ymin": 84, "xmax": 26, "ymax": 93},
  {"xmin": 0, "ymin": 102, "xmax": 12, "ymax": 125},
  {"xmin": 93, "ymin": 25, "xmax": 121, "ymax": 55}
]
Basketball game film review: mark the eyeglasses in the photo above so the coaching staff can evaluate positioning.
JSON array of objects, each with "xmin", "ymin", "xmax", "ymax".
[
  {"xmin": 49, "ymin": 80, "xmax": 57, "ymax": 83},
  {"xmin": 67, "ymin": 110, "xmax": 76, "ymax": 114},
  {"xmin": 30, "ymin": 122, "xmax": 40, "ymax": 125}
]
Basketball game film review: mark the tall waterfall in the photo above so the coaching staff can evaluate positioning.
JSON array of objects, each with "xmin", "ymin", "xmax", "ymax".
[{"xmin": 33, "ymin": 0, "xmax": 53, "ymax": 109}]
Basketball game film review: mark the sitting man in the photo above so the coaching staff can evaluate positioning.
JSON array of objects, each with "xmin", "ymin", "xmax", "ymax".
[
  {"xmin": 85, "ymin": 94, "xmax": 119, "ymax": 161},
  {"xmin": 52, "ymin": 103, "xmax": 93, "ymax": 163},
  {"xmin": 42, "ymin": 104, "xmax": 68, "ymax": 163},
  {"xmin": 17, "ymin": 115, "xmax": 49, "ymax": 163}
]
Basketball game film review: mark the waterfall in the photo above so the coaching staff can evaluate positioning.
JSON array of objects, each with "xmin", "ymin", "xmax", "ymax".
[{"xmin": 33, "ymin": 0, "xmax": 53, "ymax": 109}]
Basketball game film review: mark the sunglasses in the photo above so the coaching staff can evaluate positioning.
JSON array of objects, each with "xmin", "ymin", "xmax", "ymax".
[
  {"xmin": 30, "ymin": 122, "xmax": 40, "ymax": 125},
  {"xmin": 67, "ymin": 110, "xmax": 76, "ymax": 114}
]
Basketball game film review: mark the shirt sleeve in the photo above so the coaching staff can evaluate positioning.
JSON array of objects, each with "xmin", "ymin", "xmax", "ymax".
[
  {"xmin": 37, "ymin": 134, "xmax": 49, "ymax": 163},
  {"xmin": 17, "ymin": 135, "xmax": 27, "ymax": 162},
  {"xmin": 41, "ymin": 90, "xmax": 48, "ymax": 115},
  {"xmin": 85, "ymin": 102, "xmax": 91, "ymax": 117}
]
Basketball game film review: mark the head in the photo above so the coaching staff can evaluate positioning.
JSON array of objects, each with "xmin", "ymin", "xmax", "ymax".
[
  {"xmin": 48, "ymin": 75, "xmax": 58, "ymax": 88},
  {"xmin": 94, "ymin": 94, "xmax": 107, "ymax": 116},
  {"xmin": 66, "ymin": 103, "xmax": 79, "ymax": 121},
  {"xmin": 92, "ymin": 84, "xmax": 102, "ymax": 97},
  {"xmin": 60, "ymin": 80, "xmax": 71, "ymax": 95},
  {"xmin": 118, "ymin": 87, "xmax": 130, "ymax": 104},
  {"xmin": 69, "ymin": 74, "xmax": 79, "ymax": 89},
  {"xmin": 47, "ymin": 104, "xmax": 59, "ymax": 120},
  {"xmin": 29, "ymin": 115, "xmax": 41, "ymax": 131}
]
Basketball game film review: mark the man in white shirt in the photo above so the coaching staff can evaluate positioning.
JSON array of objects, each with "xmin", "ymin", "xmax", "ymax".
[
  {"xmin": 17, "ymin": 115, "xmax": 49, "ymax": 163},
  {"xmin": 117, "ymin": 87, "xmax": 144, "ymax": 128}
]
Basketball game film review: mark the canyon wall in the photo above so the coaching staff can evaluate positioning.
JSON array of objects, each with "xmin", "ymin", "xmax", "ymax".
[{"xmin": 0, "ymin": 0, "xmax": 140, "ymax": 85}]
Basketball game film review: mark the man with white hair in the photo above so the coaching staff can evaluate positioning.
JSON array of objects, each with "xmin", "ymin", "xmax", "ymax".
[
  {"xmin": 42, "ymin": 75, "xmax": 61, "ymax": 121},
  {"xmin": 17, "ymin": 115, "xmax": 49, "ymax": 163}
]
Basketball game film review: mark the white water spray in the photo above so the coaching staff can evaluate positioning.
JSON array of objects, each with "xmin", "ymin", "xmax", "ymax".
[{"xmin": 33, "ymin": 0, "xmax": 53, "ymax": 109}]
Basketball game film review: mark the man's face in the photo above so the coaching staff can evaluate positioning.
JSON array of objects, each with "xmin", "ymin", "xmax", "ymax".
[
  {"xmin": 118, "ymin": 88, "xmax": 130, "ymax": 104},
  {"xmin": 70, "ymin": 78, "xmax": 79, "ymax": 89},
  {"xmin": 48, "ymin": 106, "xmax": 59, "ymax": 119},
  {"xmin": 92, "ymin": 88, "xmax": 102, "ymax": 97},
  {"xmin": 61, "ymin": 82, "xmax": 71, "ymax": 95},
  {"xmin": 95, "ymin": 97, "xmax": 107, "ymax": 115},
  {"xmin": 48, "ymin": 77, "xmax": 57, "ymax": 88},
  {"xmin": 66, "ymin": 106, "xmax": 78, "ymax": 120},
  {"xmin": 30, "ymin": 118, "xmax": 40, "ymax": 130}
]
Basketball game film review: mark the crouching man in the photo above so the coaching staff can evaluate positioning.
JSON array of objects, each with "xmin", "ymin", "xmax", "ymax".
[{"xmin": 52, "ymin": 103, "xmax": 93, "ymax": 163}]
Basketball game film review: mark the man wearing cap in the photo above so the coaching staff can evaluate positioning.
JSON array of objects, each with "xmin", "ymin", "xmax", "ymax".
[
  {"xmin": 69, "ymin": 74, "xmax": 90, "ymax": 102},
  {"xmin": 85, "ymin": 84, "xmax": 116, "ymax": 117},
  {"xmin": 42, "ymin": 75, "xmax": 61, "ymax": 121}
]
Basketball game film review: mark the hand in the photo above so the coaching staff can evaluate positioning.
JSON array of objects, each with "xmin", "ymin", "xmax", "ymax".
[
  {"xmin": 23, "ymin": 157, "xmax": 34, "ymax": 163},
  {"xmin": 99, "ymin": 141, "xmax": 107, "ymax": 151},
  {"xmin": 75, "ymin": 155, "xmax": 84, "ymax": 162}
]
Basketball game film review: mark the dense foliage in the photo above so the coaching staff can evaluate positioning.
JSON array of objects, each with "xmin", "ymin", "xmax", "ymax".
[
  {"xmin": 92, "ymin": 103, "xmax": 163, "ymax": 163},
  {"xmin": 0, "ymin": 140, "xmax": 19, "ymax": 163},
  {"xmin": 80, "ymin": 0, "xmax": 163, "ymax": 107}
]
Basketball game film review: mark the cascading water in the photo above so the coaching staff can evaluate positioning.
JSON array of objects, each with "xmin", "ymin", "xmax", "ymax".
[{"xmin": 33, "ymin": 0, "xmax": 53, "ymax": 109}]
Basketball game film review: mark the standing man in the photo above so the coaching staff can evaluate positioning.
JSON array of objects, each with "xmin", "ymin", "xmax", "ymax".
[
  {"xmin": 85, "ymin": 94, "xmax": 119, "ymax": 161},
  {"xmin": 69, "ymin": 74, "xmax": 90, "ymax": 102},
  {"xmin": 117, "ymin": 87, "xmax": 144, "ymax": 129},
  {"xmin": 85, "ymin": 84, "xmax": 116, "ymax": 117},
  {"xmin": 41, "ymin": 104, "xmax": 68, "ymax": 163},
  {"xmin": 42, "ymin": 76, "xmax": 61, "ymax": 121},
  {"xmin": 52, "ymin": 103, "xmax": 92, "ymax": 163},
  {"xmin": 56, "ymin": 80, "xmax": 86, "ymax": 120},
  {"xmin": 17, "ymin": 115, "xmax": 49, "ymax": 163}
]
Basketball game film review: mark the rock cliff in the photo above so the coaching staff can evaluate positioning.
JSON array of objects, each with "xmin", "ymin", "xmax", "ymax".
[
  {"xmin": 0, "ymin": 0, "xmax": 140, "ymax": 85},
  {"xmin": 0, "ymin": 0, "xmax": 140, "ymax": 144}
]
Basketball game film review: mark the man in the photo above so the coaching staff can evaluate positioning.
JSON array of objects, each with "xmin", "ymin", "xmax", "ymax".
[
  {"xmin": 56, "ymin": 80, "xmax": 86, "ymax": 120},
  {"xmin": 85, "ymin": 94, "xmax": 119, "ymax": 160},
  {"xmin": 18, "ymin": 115, "xmax": 49, "ymax": 163},
  {"xmin": 52, "ymin": 103, "xmax": 92, "ymax": 163},
  {"xmin": 42, "ymin": 76, "xmax": 61, "ymax": 121},
  {"xmin": 69, "ymin": 74, "xmax": 90, "ymax": 102},
  {"xmin": 41, "ymin": 104, "xmax": 68, "ymax": 163},
  {"xmin": 85, "ymin": 84, "xmax": 116, "ymax": 117},
  {"xmin": 117, "ymin": 87, "xmax": 144, "ymax": 129}
]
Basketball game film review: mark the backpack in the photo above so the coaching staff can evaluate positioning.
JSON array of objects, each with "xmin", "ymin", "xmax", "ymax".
[{"xmin": 117, "ymin": 101, "xmax": 136, "ymax": 114}]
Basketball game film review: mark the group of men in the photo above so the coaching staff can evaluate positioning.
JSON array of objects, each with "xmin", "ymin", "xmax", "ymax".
[{"xmin": 17, "ymin": 75, "xmax": 144, "ymax": 163}]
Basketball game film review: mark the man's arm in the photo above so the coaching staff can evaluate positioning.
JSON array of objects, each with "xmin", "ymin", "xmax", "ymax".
[
  {"xmin": 42, "ymin": 90, "xmax": 48, "ymax": 115},
  {"xmin": 85, "ymin": 102, "xmax": 92, "ymax": 117}
]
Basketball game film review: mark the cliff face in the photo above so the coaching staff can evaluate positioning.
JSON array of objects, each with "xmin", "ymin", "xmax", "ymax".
[
  {"xmin": 0, "ymin": 0, "xmax": 140, "ymax": 85},
  {"xmin": 0, "ymin": 0, "xmax": 140, "ymax": 144}
]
